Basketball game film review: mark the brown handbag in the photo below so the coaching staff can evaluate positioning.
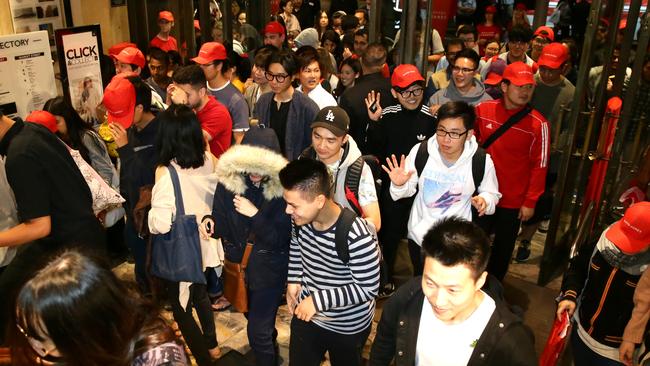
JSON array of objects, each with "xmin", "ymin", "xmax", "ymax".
[
  {"xmin": 223, "ymin": 242, "xmax": 253, "ymax": 313},
  {"xmin": 132, "ymin": 184, "xmax": 154, "ymax": 239}
]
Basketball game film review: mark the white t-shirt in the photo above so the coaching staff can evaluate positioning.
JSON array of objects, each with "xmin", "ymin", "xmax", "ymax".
[{"xmin": 415, "ymin": 292, "xmax": 496, "ymax": 366}]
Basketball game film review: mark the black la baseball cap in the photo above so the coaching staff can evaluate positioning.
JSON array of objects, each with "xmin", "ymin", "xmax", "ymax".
[{"xmin": 310, "ymin": 106, "xmax": 349, "ymax": 137}]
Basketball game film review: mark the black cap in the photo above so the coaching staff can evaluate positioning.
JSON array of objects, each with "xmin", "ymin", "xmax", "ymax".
[{"xmin": 310, "ymin": 106, "xmax": 349, "ymax": 137}]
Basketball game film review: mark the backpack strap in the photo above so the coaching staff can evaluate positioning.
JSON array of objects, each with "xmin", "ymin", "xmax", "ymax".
[
  {"xmin": 471, "ymin": 147, "xmax": 487, "ymax": 195},
  {"xmin": 335, "ymin": 208, "xmax": 358, "ymax": 264},
  {"xmin": 481, "ymin": 104, "xmax": 532, "ymax": 149},
  {"xmin": 414, "ymin": 138, "xmax": 430, "ymax": 177},
  {"xmin": 344, "ymin": 156, "xmax": 364, "ymax": 216}
]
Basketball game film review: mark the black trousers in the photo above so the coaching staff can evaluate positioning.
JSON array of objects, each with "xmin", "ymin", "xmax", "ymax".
[
  {"xmin": 477, "ymin": 207, "xmax": 521, "ymax": 281},
  {"xmin": 165, "ymin": 281, "xmax": 217, "ymax": 366},
  {"xmin": 289, "ymin": 318, "xmax": 371, "ymax": 366},
  {"xmin": 408, "ymin": 239, "xmax": 424, "ymax": 276},
  {"xmin": 378, "ymin": 187, "xmax": 414, "ymax": 282},
  {"xmin": 247, "ymin": 286, "xmax": 283, "ymax": 366}
]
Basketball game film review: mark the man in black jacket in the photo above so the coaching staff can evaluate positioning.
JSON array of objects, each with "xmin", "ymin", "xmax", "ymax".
[
  {"xmin": 339, "ymin": 42, "xmax": 394, "ymax": 154},
  {"xmin": 370, "ymin": 217, "xmax": 536, "ymax": 365}
]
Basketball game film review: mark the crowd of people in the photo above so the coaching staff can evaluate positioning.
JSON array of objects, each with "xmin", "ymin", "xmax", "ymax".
[{"xmin": 0, "ymin": 1, "xmax": 649, "ymax": 365}]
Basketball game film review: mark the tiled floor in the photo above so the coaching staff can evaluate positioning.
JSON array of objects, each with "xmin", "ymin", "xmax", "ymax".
[{"xmin": 115, "ymin": 226, "xmax": 570, "ymax": 365}]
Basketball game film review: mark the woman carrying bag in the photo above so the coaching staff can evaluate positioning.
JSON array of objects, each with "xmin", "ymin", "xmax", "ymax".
[
  {"xmin": 200, "ymin": 126, "xmax": 291, "ymax": 366},
  {"xmin": 148, "ymin": 105, "xmax": 221, "ymax": 365}
]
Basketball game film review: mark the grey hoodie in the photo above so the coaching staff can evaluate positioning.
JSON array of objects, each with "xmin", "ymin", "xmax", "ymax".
[
  {"xmin": 294, "ymin": 28, "xmax": 320, "ymax": 49},
  {"xmin": 428, "ymin": 78, "xmax": 493, "ymax": 107}
]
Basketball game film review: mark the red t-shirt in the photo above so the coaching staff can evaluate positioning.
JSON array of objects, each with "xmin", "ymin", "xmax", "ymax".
[
  {"xmin": 150, "ymin": 35, "xmax": 178, "ymax": 52},
  {"xmin": 474, "ymin": 99, "xmax": 550, "ymax": 209},
  {"xmin": 196, "ymin": 96, "xmax": 232, "ymax": 157},
  {"xmin": 476, "ymin": 24, "xmax": 501, "ymax": 56}
]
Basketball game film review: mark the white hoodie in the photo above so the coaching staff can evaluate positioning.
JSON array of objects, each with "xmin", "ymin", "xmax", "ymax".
[{"xmin": 390, "ymin": 135, "xmax": 501, "ymax": 245}]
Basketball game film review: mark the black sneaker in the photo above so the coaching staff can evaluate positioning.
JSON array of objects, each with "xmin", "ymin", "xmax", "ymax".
[
  {"xmin": 515, "ymin": 240, "xmax": 531, "ymax": 262},
  {"xmin": 378, "ymin": 282, "xmax": 396, "ymax": 299}
]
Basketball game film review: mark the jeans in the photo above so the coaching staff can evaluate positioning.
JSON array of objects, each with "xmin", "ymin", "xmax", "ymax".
[
  {"xmin": 165, "ymin": 281, "xmax": 217, "ymax": 366},
  {"xmin": 289, "ymin": 318, "xmax": 371, "ymax": 366},
  {"xmin": 124, "ymin": 219, "xmax": 149, "ymax": 293},
  {"xmin": 205, "ymin": 266, "xmax": 222, "ymax": 298},
  {"xmin": 247, "ymin": 287, "xmax": 283, "ymax": 366},
  {"xmin": 571, "ymin": 326, "xmax": 625, "ymax": 366}
]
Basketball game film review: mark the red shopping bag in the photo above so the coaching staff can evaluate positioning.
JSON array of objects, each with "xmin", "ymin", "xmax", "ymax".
[{"xmin": 539, "ymin": 311, "xmax": 572, "ymax": 366}]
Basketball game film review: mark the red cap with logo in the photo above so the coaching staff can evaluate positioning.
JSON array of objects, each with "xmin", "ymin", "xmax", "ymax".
[
  {"xmin": 263, "ymin": 21, "xmax": 285, "ymax": 35},
  {"xmin": 103, "ymin": 75, "xmax": 136, "ymax": 128},
  {"xmin": 485, "ymin": 5, "xmax": 497, "ymax": 13},
  {"xmin": 191, "ymin": 42, "xmax": 227, "ymax": 64},
  {"xmin": 502, "ymin": 62, "xmax": 535, "ymax": 86},
  {"xmin": 605, "ymin": 201, "xmax": 650, "ymax": 254},
  {"xmin": 538, "ymin": 43, "xmax": 569, "ymax": 69},
  {"xmin": 391, "ymin": 64, "xmax": 424, "ymax": 89},
  {"xmin": 26, "ymin": 110, "xmax": 58, "ymax": 133},
  {"xmin": 109, "ymin": 42, "xmax": 137, "ymax": 58},
  {"xmin": 159, "ymin": 10, "xmax": 174, "ymax": 22},
  {"xmin": 115, "ymin": 47, "xmax": 145, "ymax": 69},
  {"xmin": 534, "ymin": 26, "xmax": 555, "ymax": 41}
]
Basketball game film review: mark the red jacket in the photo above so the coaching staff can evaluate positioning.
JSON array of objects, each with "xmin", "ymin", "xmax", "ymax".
[{"xmin": 474, "ymin": 99, "xmax": 550, "ymax": 209}]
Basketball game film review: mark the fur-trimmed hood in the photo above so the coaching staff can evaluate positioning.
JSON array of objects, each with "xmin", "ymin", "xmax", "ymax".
[{"xmin": 215, "ymin": 144, "xmax": 288, "ymax": 200}]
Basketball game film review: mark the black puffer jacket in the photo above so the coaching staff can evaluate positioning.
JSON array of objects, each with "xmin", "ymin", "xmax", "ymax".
[{"xmin": 370, "ymin": 277, "xmax": 537, "ymax": 366}]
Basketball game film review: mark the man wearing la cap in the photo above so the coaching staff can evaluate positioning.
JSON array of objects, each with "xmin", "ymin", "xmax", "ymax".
[
  {"xmin": 513, "ymin": 42, "xmax": 575, "ymax": 262},
  {"xmin": 364, "ymin": 64, "xmax": 437, "ymax": 296},
  {"xmin": 150, "ymin": 10, "xmax": 178, "ymax": 52},
  {"xmin": 193, "ymin": 42, "xmax": 250, "ymax": 143},
  {"xmin": 557, "ymin": 202, "xmax": 650, "ymax": 365},
  {"xmin": 263, "ymin": 21, "xmax": 287, "ymax": 49},
  {"xmin": 474, "ymin": 61, "xmax": 550, "ymax": 281},
  {"xmin": 105, "ymin": 74, "xmax": 161, "ymax": 293},
  {"xmin": 528, "ymin": 26, "xmax": 554, "ymax": 62},
  {"xmin": 299, "ymin": 106, "xmax": 381, "ymax": 232}
]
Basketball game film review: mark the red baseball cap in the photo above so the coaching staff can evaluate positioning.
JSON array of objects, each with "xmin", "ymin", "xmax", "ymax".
[
  {"xmin": 109, "ymin": 42, "xmax": 137, "ymax": 58},
  {"xmin": 159, "ymin": 11, "xmax": 174, "ymax": 22},
  {"xmin": 263, "ymin": 21, "xmax": 285, "ymax": 35},
  {"xmin": 605, "ymin": 201, "xmax": 650, "ymax": 254},
  {"xmin": 534, "ymin": 26, "xmax": 555, "ymax": 41},
  {"xmin": 191, "ymin": 42, "xmax": 227, "ymax": 64},
  {"xmin": 391, "ymin": 64, "xmax": 424, "ymax": 89},
  {"xmin": 194, "ymin": 19, "xmax": 201, "ymax": 31},
  {"xmin": 537, "ymin": 43, "xmax": 569, "ymax": 69},
  {"xmin": 515, "ymin": 3, "xmax": 527, "ymax": 11},
  {"xmin": 115, "ymin": 47, "xmax": 145, "ymax": 69},
  {"xmin": 484, "ymin": 58, "xmax": 507, "ymax": 86},
  {"xmin": 502, "ymin": 62, "xmax": 535, "ymax": 86},
  {"xmin": 619, "ymin": 19, "xmax": 627, "ymax": 30},
  {"xmin": 485, "ymin": 5, "xmax": 497, "ymax": 14},
  {"xmin": 103, "ymin": 76, "xmax": 136, "ymax": 129},
  {"xmin": 26, "ymin": 110, "xmax": 58, "ymax": 133}
]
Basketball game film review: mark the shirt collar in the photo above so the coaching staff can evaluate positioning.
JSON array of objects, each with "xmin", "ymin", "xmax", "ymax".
[{"xmin": 0, "ymin": 118, "xmax": 24, "ymax": 157}]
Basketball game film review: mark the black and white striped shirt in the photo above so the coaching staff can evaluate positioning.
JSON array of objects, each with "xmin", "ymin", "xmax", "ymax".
[{"xmin": 288, "ymin": 217, "xmax": 380, "ymax": 334}]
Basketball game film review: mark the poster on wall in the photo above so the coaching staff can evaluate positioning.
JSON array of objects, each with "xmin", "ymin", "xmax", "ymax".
[
  {"xmin": 0, "ymin": 31, "xmax": 57, "ymax": 119},
  {"xmin": 10, "ymin": 0, "xmax": 65, "ymax": 56},
  {"xmin": 55, "ymin": 25, "xmax": 104, "ymax": 124}
]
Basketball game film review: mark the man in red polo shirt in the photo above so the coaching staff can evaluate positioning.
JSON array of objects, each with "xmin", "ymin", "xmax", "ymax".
[
  {"xmin": 150, "ymin": 10, "xmax": 178, "ymax": 52},
  {"xmin": 474, "ymin": 62, "xmax": 550, "ymax": 281}
]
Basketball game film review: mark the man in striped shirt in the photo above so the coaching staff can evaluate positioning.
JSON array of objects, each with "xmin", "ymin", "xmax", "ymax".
[{"xmin": 279, "ymin": 158, "xmax": 381, "ymax": 365}]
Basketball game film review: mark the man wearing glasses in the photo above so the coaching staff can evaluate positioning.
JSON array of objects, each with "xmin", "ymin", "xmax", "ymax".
[
  {"xmin": 381, "ymin": 101, "xmax": 501, "ymax": 275},
  {"xmin": 363, "ymin": 65, "xmax": 442, "ymax": 294},
  {"xmin": 428, "ymin": 48, "xmax": 492, "ymax": 113},
  {"xmin": 474, "ymin": 62, "xmax": 550, "ymax": 281},
  {"xmin": 481, "ymin": 25, "xmax": 537, "ymax": 80}
]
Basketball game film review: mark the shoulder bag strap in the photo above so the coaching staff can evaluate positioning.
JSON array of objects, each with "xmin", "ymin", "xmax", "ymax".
[
  {"xmin": 166, "ymin": 165, "xmax": 186, "ymax": 216},
  {"xmin": 481, "ymin": 105, "xmax": 532, "ymax": 149},
  {"xmin": 241, "ymin": 234, "xmax": 255, "ymax": 269}
]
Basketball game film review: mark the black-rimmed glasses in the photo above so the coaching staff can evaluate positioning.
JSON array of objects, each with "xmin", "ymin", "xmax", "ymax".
[
  {"xmin": 265, "ymin": 71, "xmax": 289, "ymax": 83},
  {"xmin": 436, "ymin": 128, "xmax": 469, "ymax": 139},
  {"xmin": 398, "ymin": 88, "xmax": 424, "ymax": 98}
]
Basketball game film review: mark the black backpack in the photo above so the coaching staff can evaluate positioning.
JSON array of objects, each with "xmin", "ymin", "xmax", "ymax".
[
  {"xmin": 294, "ymin": 207, "xmax": 358, "ymax": 264},
  {"xmin": 414, "ymin": 138, "xmax": 487, "ymax": 197}
]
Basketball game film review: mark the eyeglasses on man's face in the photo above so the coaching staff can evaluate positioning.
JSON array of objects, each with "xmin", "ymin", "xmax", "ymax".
[
  {"xmin": 436, "ymin": 127, "xmax": 469, "ymax": 139},
  {"xmin": 452, "ymin": 66, "xmax": 476, "ymax": 74},
  {"xmin": 397, "ymin": 87, "xmax": 424, "ymax": 98},
  {"xmin": 265, "ymin": 71, "xmax": 289, "ymax": 83}
]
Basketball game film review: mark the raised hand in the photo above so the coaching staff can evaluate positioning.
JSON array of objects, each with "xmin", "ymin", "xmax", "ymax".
[
  {"xmin": 382, "ymin": 154, "xmax": 414, "ymax": 187},
  {"xmin": 364, "ymin": 90, "xmax": 383, "ymax": 121}
]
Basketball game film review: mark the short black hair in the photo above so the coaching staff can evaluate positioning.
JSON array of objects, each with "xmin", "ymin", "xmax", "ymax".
[
  {"xmin": 126, "ymin": 76, "xmax": 152, "ymax": 112},
  {"xmin": 295, "ymin": 45, "xmax": 323, "ymax": 72},
  {"xmin": 267, "ymin": 48, "xmax": 299, "ymax": 76},
  {"xmin": 342, "ymin": 15, "xmax": 359, "ymax": 32},
  {"xmin": 421, "ymin": 216, "xmax": 491, "ymax": 280},
  {"xmin": 279, "ymin": 159, "xmax": 331, "ymax": 199},
  {"xmin": 321, "ymin": 29, "xmax": 341, "ymax": 47},
  {"xmin": 454, "ymin": 48, "xmax": 481, "ymax": 70},
  {"xmin": 445, "ymin": 37, "xmax": 465, "ymax": 51},
  {"xmin": 148, "ymin": 47, "xmax": 169, "ymax": 66},
  {"xmin": 361, "ymin": 42, "xmax": 387, "ymax": 69},
  {"xmin": 437, "ymin": 101, "xmax": 476, "ymax": 130},
  {"xmin": 354, "ymin": 27, "xmax": 368, "ymax": 39},
  {"xmin": 172, "ymin": 64, "xmax": 206, "ymax": 90},
  {"xmin": 157, "ymin": 104, "xmax": 206, "ymax": 169},
  {"xmin": 254, "ymin": 44, "xmax": 277, "ymax": 68},
  {"xmin": 508, "ymin": 25, "xmax": 533, "ymax": 43},
  {"xmin": 457, "ymin": 24, "xmax": 478, "ymax": 39}
]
